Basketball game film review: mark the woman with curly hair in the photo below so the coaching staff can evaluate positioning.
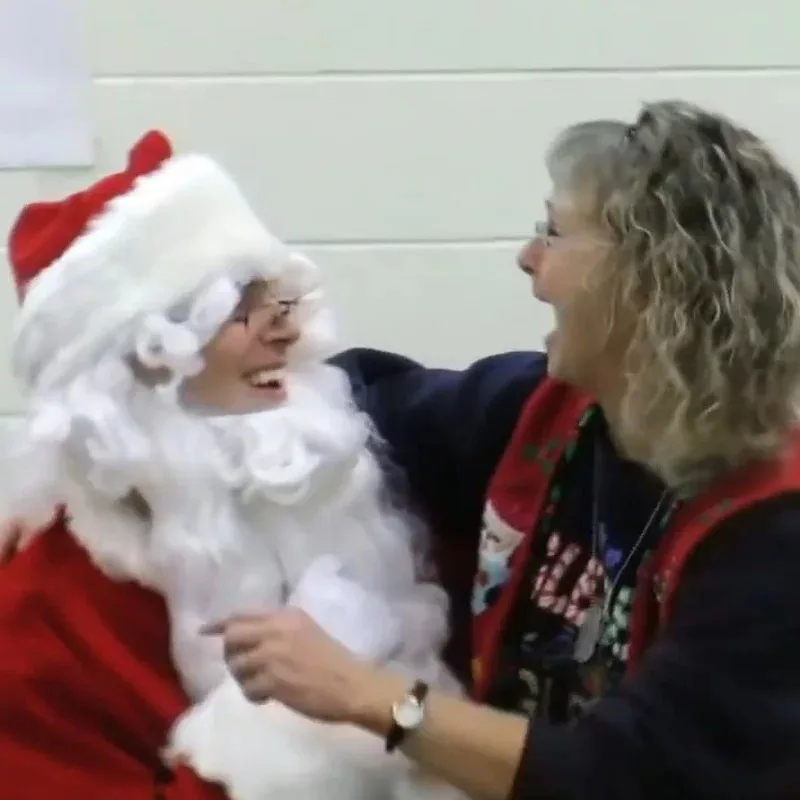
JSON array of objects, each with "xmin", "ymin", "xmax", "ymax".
[{"xmin": 210, "ymin": 101, "xmax": 800, "ymax": 799}]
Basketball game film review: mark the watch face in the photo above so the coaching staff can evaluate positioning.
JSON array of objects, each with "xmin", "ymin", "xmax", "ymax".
[{"xmin": 394, "ymin": 698, "xmax": 425, "ymax": 729}]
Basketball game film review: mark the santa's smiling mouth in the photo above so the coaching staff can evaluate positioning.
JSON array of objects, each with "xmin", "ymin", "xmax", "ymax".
[{"xmin": 244, "ymin": 368, "xmax": 286, "ymax": 393}]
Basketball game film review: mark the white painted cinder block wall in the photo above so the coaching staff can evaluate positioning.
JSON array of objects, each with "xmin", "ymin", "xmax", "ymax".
[{"xmin": 0, "ymin": 0, "xmax": 798, "ymax": 412}]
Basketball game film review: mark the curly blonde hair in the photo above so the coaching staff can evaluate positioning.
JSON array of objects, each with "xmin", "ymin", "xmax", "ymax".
[{"xmin": 547, "ymin": 101, "xmax": 800, "ymax": 491}]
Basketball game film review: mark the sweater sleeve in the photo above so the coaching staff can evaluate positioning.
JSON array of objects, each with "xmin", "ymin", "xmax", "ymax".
[
  {"xmin": 512, "ymin": 497, "xmax": 800, "ymax": 800},
  {"xmin": 331, "ymin": 347, "xmax": 546, "ymax": 537}
]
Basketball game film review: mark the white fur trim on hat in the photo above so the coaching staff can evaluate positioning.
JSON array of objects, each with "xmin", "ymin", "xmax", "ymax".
[{"xmin": 13, "ymin": 154, "xmax": 290, "ymax": 393}]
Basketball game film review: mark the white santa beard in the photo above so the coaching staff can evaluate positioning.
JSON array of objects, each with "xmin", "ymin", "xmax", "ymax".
[{"xmin": 45, "ymin": 363, "xmax": 446, "ymax": 698}]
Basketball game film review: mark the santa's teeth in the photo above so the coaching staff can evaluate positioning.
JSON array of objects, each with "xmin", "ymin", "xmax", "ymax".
[{"xmin": 248, "ymin": 370, "xmax": 283, "ymax": 388}]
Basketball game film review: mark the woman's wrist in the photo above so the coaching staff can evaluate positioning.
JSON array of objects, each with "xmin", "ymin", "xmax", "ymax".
[{"xmin": 347, "ymin": 665, "xmax": 409, "ymax": 737}]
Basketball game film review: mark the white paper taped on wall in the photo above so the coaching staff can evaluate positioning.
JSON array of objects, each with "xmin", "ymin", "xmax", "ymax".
[{"xmin": 0, "ymin": 0, "xmax": 91, "ymax": 168}]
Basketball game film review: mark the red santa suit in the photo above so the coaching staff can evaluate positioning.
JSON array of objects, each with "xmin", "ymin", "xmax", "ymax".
[
  {"xmin": 0, "ymin": 519, "xmax": 227, "ymax": 799},
  {"xmin": 0, "ymin": 131, "xmax": 463, "ymax": 799}
]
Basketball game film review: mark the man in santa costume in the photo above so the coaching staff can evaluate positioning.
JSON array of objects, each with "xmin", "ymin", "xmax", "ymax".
[{"xmin": 0, "ymin": 130, "xmax": 463, "ymax": 799}]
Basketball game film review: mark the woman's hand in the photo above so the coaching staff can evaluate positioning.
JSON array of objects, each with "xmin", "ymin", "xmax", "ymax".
[
  {"xmin": 203, "ymin": 608, "xmax": 398, "ymax": 726},
  {"xmin": 207, "ymin": 609, "xmax": 530, "ymax": 800}
]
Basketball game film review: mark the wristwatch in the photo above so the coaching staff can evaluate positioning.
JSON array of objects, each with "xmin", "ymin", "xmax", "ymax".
[{"xmin": 385, "ymin": 679, "xmax": 429, "ymax": 753}]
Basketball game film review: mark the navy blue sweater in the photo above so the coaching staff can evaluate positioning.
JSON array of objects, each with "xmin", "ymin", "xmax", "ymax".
[{"xmin": 333, "ymin": 347, "xmax": 800, "ymax": 800}]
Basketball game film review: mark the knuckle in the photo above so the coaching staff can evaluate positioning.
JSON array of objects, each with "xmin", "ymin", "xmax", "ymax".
[
  {"xmin": 242, "ymin": 686, "xmax": 259, "ymax": 702},
  {"xmin": 243, "ymin": 678, "xmax": 270, "ymax": 704}
]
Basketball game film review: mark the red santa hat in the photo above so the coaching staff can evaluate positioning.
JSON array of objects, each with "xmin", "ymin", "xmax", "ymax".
[{"xmin": 7, "ymin": 130, "xmax": 289, "ymax": 394}]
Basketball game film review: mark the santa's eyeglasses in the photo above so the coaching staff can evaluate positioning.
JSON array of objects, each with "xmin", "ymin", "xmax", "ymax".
[{"xmin": 232, "ymin": 297, "xmax": 300, "ymax": 327}]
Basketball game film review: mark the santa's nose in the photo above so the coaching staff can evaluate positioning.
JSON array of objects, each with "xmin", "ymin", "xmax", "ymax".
[{"xmin": 257, "ymin": 312, "xmax": 300, "ymax": 349}]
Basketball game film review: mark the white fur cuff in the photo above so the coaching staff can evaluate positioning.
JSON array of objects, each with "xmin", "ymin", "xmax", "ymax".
[{"xmin": 289, "ymin": 556, "xmax": 402, "ymax": 661}]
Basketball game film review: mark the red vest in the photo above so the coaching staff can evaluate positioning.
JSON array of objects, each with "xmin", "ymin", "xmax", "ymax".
[
  {"xmin": 0, "ymin": 519, "xmax": 228, "ymax": 799},
  {"xmin": 471, "ymin": 377, "xmax": 800, "ymax": 701}
]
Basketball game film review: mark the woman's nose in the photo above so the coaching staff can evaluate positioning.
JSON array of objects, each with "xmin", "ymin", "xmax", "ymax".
[{"xmin": 517, "ymin": 237, "xmax": 544, "ymax": 276}]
